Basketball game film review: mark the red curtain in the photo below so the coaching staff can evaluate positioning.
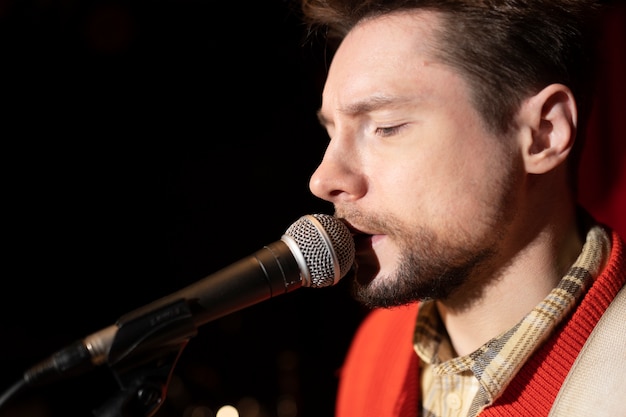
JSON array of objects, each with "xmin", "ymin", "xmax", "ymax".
[{"xmin": 578, "ymin": 1, "xmax": 626, "ymax": 238}]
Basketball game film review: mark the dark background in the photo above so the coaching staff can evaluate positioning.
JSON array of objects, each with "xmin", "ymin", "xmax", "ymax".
[
  {"xmin": 1, "ymin": 1, "xmax": 624, "ymax": 417},
  {"xmin": 0, "ymin": 1, "xmax": 366, "ymax": 416}
]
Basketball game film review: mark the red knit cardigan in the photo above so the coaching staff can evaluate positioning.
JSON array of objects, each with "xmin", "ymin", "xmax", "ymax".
[{"xmin": 336, "ymin": 230, "xmax": 625, "ymax": 417}]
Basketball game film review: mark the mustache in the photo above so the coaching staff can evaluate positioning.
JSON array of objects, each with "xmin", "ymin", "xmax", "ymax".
[{"xmin": 334, "ymin": 207, "xmax": 402, "ymax": 236}]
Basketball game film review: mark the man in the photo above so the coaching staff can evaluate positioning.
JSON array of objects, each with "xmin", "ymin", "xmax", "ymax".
[{"xmin": 300, "ymin": 0, "xmax": 625, "ymax": 416}]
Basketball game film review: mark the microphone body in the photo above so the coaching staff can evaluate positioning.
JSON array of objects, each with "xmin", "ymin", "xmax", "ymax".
[
  {"xmin": 23, "ymin": 214, "xmax": 355, "ymax": 387},
  {"xmin": 120, "ymin": 239, "xmax": 302, "ymax": 329}
]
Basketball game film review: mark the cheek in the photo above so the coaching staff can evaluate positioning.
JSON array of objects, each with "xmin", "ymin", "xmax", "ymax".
[
  {"xmin": 370, "ymin": 157, "xmax": 453, "ymax": 225},
  {"xmin": 407, "ymin": 142, "xmax": 507, "ymax": 228}
]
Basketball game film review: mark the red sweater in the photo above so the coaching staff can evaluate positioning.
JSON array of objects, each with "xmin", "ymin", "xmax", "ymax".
[{"xmin": 336, "ymin": 230, "xmax": 625, "ymax": 417}]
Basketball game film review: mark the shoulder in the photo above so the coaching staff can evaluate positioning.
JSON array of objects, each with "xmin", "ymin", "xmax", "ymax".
[
  {"xmin": 341, "ymin": 303, "xmax": 420, "ymax": 373},
  {"xmin": 336, "ymin": 303, "xmax": 421, "ymax": 417}
]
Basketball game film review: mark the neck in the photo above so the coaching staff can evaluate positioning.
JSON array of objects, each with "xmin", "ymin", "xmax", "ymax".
[{"xmin": 436, "ymin": 203, "xmax": 584, "ymax": 357}]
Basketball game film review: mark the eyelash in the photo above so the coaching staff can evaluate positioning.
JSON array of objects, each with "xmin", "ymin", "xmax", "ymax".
[{"xmin": 375, "ymin": 125, "xmax": 404, "ymax": 137}]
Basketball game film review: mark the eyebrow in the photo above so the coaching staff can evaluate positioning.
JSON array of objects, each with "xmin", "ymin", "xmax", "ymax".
[{"xmin": 316, "ymin": 94, "xmax": 415, "ymax": 127}]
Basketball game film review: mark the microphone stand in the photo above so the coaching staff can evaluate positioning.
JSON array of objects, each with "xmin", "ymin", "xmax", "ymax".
[{"xmin": 92, "ymin": 298, "xmax": 198, "ymax": 417}]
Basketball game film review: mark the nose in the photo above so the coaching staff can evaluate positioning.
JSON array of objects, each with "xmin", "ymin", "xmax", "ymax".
[{"xmin": 309, "ymin": 139, "xmax": 365, "ymax": 204}]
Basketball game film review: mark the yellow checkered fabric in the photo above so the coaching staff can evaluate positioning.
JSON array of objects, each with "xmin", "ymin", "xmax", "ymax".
[{"xmin": 414, "ymin": 225, "xmax": 611, "ymax": 417}]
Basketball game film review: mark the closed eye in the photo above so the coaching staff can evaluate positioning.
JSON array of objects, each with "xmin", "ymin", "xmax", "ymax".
[{"xmin": 375, "ymin": 124, "xmax": 407, "ymax": 137}]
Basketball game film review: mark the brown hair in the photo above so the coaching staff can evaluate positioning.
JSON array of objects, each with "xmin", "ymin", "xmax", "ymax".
[{"xmin": 300, "ymin": 0, "xmax": 606, "ymax": 188}]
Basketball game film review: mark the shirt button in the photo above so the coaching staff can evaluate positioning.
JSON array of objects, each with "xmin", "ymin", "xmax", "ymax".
[{"xmin": 446, "ymin": 393, "xmax": 462, "ymax": 410}]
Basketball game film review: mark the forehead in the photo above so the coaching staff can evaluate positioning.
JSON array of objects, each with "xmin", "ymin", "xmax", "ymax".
[
  {"xmin": 338, "ymin": 10, "xmax": 442, "ymax": 65},
  {"xmin": 321, "ymin": 10, "xmax": 462, "ymax": 117}
]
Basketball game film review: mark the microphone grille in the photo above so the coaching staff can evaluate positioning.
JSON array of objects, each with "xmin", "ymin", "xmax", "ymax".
[{"xmin": 283, "ymin": 214, "xmax": 355, "ymax": 288}]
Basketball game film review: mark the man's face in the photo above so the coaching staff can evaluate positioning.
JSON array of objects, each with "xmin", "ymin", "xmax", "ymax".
[{"xmin": 309, "ymin": 10, "xmax": 523, "ymax": 306}]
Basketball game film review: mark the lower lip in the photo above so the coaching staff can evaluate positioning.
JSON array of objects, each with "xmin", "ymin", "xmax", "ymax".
[
  {"xmin": 370, "ymin": 234, "xmax": 384, "ymax": 245},
  {"xmin": 355, "ymin": 235, "xmax": 384, "ymax": 253}
]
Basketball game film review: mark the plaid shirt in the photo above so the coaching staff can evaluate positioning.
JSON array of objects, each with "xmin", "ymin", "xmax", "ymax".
[{"xmin": 414, "ymin": 225, "xmax": 611, "ymax": 417}]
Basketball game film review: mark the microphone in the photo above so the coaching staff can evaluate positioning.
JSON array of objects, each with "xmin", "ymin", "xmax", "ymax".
[{"xmin": 21, "ymin": 213, "xmax": 355, "ymax": 388}]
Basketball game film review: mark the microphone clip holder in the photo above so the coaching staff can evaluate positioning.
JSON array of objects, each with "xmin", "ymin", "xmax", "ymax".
[{"xmin": 93, "ymin": 298, "xmax": 198, "ymax": 417}]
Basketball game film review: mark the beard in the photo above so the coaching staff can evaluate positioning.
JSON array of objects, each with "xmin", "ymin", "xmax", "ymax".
[
  {"xmin": 338, "ymin": 170, "xmax": 517, "ymax": 309},
  {"xmin": 350, "ymin": 224, "xmax": 496, "ymax": 308}
]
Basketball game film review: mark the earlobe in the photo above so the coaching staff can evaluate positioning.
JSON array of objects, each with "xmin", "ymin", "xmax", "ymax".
[{"xmin": 520, "ymin": 84, "xmax": 577, "ymax": 174}]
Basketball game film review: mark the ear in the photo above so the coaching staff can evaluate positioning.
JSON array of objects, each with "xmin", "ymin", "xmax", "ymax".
[{"xmin": 517, "ymin": 84, "xmax": 577, "ymax": 174}]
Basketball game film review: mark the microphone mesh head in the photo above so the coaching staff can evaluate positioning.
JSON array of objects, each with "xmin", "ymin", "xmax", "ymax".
[{"xmin": 283, "ymin": 214, "xmax": 355, "ymax": 288}]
